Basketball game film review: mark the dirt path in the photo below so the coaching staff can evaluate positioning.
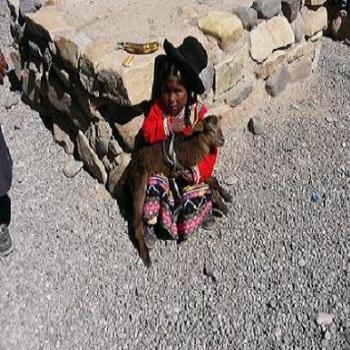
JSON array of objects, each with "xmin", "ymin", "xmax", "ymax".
[{"xmin": 0, "ymin": 2, "xmax": 349, "ymax": 349}]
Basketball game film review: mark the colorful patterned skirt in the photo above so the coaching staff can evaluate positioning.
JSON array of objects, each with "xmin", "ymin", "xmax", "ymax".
[{"xmin": 143, "ymin": 174, "xmax": 212, "ymax": 240}]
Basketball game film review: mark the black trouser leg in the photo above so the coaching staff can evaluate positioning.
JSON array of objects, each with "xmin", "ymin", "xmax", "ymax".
[{"xmin": 0, "ymin": 194, "xmax": 11, "ymax": 226}]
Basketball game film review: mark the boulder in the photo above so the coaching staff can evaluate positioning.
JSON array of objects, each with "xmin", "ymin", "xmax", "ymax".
[
  {"xmin": 79, "ymin": 39, "xmax": 114, "ymax": 94},
  {"xmin": 63, "ymin": 159, "xmax": 83, "ymax": 178},
  {"xmin": 266, "ymin": 65, "xmax": 289, "ymax": 96},
  {"xmin": 52, "ymin": 122, "xmax": 75, "ymax": 154},
  {"xmin": 226, "ymin": 78, "xmax": 254, "ymax": 107},
  {"xmin": 46, "ymin": 72, "xmax": 89, "ymax": 130},
  {"xmin": 252, "ymin": 0, "xmax": 282, "ymax": 20},
  {"xmin": 234, "ymin": 7, "xmax": 258, "ymax": 30},
  {"xmin": 301, "ymin": 6, "xmax": 327, "ymax": 38},
  {"xmin": 107, "ymin": 153, "xmax": 131, "ymax": 197},
  {"xmin": 96, "ymin": 52, "xmax": 155, "ymax": 106},
  {"xmin": 281, "ymin": 0, "xmax": 300, "ymax": 22},
  {"xmin": 288, "ymin": 57, "xmax": 312, "ymax": 84},
  {"xmin": 76, "ymin": 130, "xmax": 107, "ymax": 184},
  {"xmin": 25, "ymin": 7, "xmax": 72, "ymax": 40},
  {"xmin": 54, "ymin": 31, "xmax": 91, "ymax": 70},
  {"xmin": 304, "ymin": 0, "xmax": 327, "ymax": 5},
  {"xmin": 291, "ymin": 12, "xmax": 305, "ymax": 43},
  {"xmin": 95, "ymin": 120, "xmax": 113, "ymax": 157},
  {"xmin": 199, "ymin": 63, "xmax": 215, "ymax": 95},
  {"xmin": 214, "ymin": 36, "xmax": 250, "ymax": 96},
  {"xmin": 250, "ymin": 15, "xmax": 295, "ymax": 62},
  {"xmin": 198, "ymin": 11, "xmax": 243, "ymax": 49},
  {"xmin": 255, "ymin": 50, "xmax": 286, "ymax": 79}
]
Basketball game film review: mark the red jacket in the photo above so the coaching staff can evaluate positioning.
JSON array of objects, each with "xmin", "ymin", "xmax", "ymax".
[{"xmin": 142, "ymin": 99, "xmax": 217, "ymax": 183}]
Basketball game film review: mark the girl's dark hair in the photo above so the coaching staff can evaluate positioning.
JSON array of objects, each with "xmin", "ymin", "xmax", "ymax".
[{"xmin": 162, "ymin": 58, "xmax": 197, "ymax": 126}]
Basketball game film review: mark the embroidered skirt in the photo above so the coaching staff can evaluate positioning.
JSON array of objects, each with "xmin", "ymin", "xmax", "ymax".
[{"xmin": 143, "ymin": 174, "xmax": 212, "ymax": 240}]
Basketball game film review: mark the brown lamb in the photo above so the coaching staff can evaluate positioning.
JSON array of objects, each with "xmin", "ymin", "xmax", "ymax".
[{"xmin": 126, "ymin": 114, "xmax": 232, "ymax": 267}]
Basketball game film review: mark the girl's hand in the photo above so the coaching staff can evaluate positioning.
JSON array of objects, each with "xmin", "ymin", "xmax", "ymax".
[
  {"xmin": 176, "ymin": 169, "xmax": 194, "ymax": 183},
  {"xmin": 167, "ymin": 117, "xmax": 185, "ymax": 133}
]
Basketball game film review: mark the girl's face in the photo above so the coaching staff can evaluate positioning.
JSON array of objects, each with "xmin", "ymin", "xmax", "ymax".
[{"xmin": 161, "ymin": 78, "xmax": 188, "ymax": 116}]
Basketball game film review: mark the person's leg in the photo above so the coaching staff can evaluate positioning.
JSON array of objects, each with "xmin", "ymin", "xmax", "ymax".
[{"xmin": 0, "ymin": 193, "xmax": 13, "ymax": 256}]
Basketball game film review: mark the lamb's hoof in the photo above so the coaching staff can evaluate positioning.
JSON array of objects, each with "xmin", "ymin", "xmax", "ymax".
[
  {"xmin": 140, "ymin": 250, "xmax": 152, "ymax": 268},
  {"xmin": 222, "ymin": 191, "xmax": 233, "ymax": 203},
  {"xmin": 143, "ymin": 256, "xmax": 152, "ymax": 268}
]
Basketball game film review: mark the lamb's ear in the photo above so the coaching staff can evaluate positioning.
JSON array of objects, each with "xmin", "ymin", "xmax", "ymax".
[
  {"xmin": 203, "ymin": 115, "xmax": 217, "ymax": 131},
  {"xmin": 193, "ymin": 121, "xmax": 204, "ymax": 133}
]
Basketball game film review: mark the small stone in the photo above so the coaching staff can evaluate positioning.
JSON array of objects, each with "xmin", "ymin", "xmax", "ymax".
[
  {"xmin": 311, "ymin": 190, "xmax": 321, "ymax": 203},
  {"xmin": 5, "ymin": 94, "xmax": 20, "ymax": 110},
  {"xmin": 344, "ymin": 327, "xmax": 350, "ymax": 344},
  {"xmin": 283, "ymin": 140, "xmax": 295, "ymax": 152},
  {"xmin": 281, "ymin": 0, "xmax": 300, "ymax": 22},
  {"xmin": 274, "ymin": 327, "xmax": 282, "ymax": 340},
  {"xmin": 248, "ymin": 117, "xmax": 264, "ymax": 135},
  {"xmin": 298, "ymin": 258, "xmax": 306, "ymax": 267},
  {"xmin": 252, "ymin": 0, "xmax": 282, "ymax": 20},
  {"xmin": 63, "ymin": 159, "xmax": 83, "ymax": 178},
  {"xmin": 266, "ymin": 65, "xmax": 289, "ymax": 97},
  {"xmin": 225, "ymin": 176, "xmax": 237, "ymax": 185},
  {"xmin": 234, "ymin": 6, "xmax": 258, "ymax": 30},
  {"xmin": 203, "ymin": 261, "xmax": 218, "ymax": 283},
  {"xmin": 324, "ymin": 330, "xmax": 331, "ymax": 340},
  {"xmin": 325, "ymin": 115, "xmax": 337, "ymax": 123},
  {"xmin": 316, "ymin": 313, "xmax": 334, "ymax": 327}
]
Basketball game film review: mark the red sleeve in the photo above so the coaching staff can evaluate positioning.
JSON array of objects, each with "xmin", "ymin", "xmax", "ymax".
[
  {"xmin": 196, "ymin": 147, "xmax": 218, "ymax": 182},
  {"xmin": 142, "ymin": 100, "xmax": 167, "ymax": 144},
  {"xmin": 197, "ymin": 104, "xmax": 207, "ymax": 123}
]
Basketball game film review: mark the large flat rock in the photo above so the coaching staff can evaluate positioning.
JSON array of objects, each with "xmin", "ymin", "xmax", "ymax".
[{"xmin": 41, "ymin": 0, "xmax": 252, "ymax": 43}]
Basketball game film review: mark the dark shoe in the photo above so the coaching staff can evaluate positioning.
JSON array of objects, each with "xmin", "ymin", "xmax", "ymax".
[
  {"xmin": 202, "ymin": 214, "xmax": 215, "ymax": 231},
  {"xmin": 0, "ymin": 224, "xmax": 13, "ymax": 257},
  {"xmin": 144, "ymin": 225, "xmax": 157, "ymax": 249}
]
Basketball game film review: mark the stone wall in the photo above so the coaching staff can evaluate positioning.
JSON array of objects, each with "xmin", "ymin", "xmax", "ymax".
[{"xmin": 6, "ymin": 0, "xmax": 328, "ymax": 196}]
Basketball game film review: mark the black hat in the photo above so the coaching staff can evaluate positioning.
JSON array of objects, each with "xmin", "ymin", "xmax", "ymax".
[{"xmin": 163, "ymin": 36, "xmax": 208, "ymax": 94}]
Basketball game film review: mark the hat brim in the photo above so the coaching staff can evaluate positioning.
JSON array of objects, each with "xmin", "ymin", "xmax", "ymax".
[{"xmin": 163, "ymin": 39, "xmax": 205, "ymax": 95}]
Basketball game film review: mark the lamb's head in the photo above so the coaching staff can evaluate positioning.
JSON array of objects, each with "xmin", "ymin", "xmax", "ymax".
[{"xmin": 193, "ymin": 114, "xmax": 225, "ymax": 148}]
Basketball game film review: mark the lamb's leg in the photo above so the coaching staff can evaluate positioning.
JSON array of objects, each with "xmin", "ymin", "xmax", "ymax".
[
  {"xmin": 207, "ymin": 176, "xmax": 232, "ymax": 203},
  {"xmin": 212, "ymin": 189, "xmax": 229, "ymax": 216},
  {"xmin": 132, "ymin": 173, "xmax": 152, "ymax": 268}
]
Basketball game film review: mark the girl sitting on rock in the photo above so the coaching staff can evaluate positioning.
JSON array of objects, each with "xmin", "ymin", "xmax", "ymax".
[{"xmin": 141, "ymin": 36, "xmax": 218, "ymax": 248}]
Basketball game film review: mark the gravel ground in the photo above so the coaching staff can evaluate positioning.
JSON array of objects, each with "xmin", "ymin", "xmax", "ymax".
[{"xmin": 0, "ymin": 3, "xmax": 349, "ymax": 350}]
